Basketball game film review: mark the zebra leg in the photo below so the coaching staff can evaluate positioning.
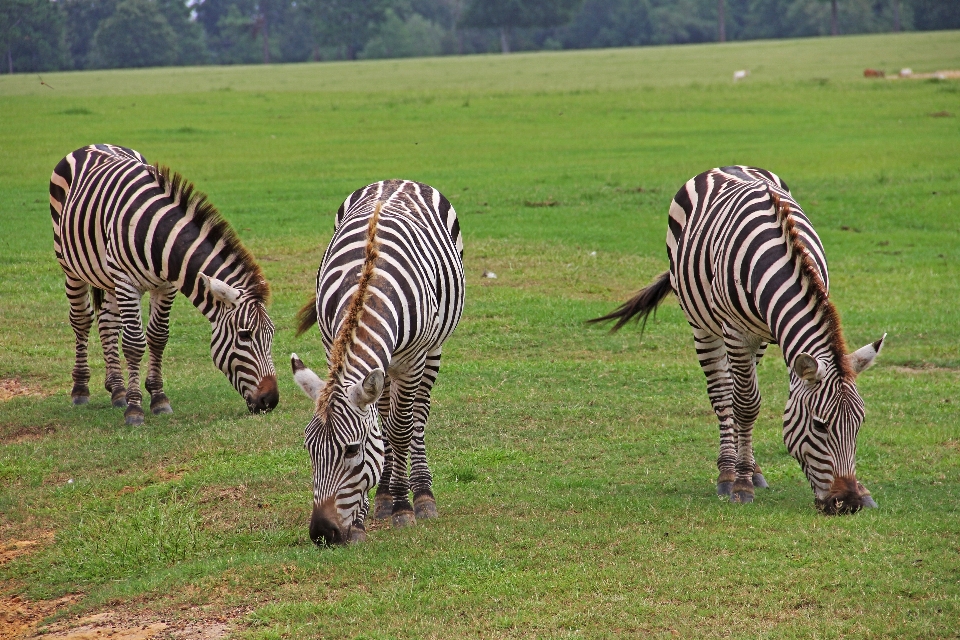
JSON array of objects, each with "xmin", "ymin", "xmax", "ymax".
[
  {"xmin": 145, "ymin": 284, "xmax": 177, "ymax": 415},
  {"xmin": 96, "ymin": 290, "xmax": 127, "ymax": 408},
  {"xmin": 411, "ymin": 348, "xmax": 442, "ymax": 520},
  {"xmin": 693, "ymin": 329, "xmax": 737, "ymax": 497},
  {"xmin": 115, "ymin": 280, "xmax": 148, "ymax": 426},
  {"xmin": 751, "ymin": 343, "xmax": 770, "ymax": 489},
  {"xmin": 384, "ymin": 362, "xmax": 425, "ymax": 528},
  {"xmin": 373, "ymin": 375, "xmax": 394, "ymax": 520},
  {"xmin": 65, "ymin": 274, "xmax": 93, "ymax": 405},
  {"xmin": 350, "ymin": 494, "xmax": 370, "ymax": 543},
  {"xmin": 724, "ymin": 329, "xmax": 763, "ymax": 504}
]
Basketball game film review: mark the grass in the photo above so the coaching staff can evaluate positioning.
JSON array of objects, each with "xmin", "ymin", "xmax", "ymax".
[{"xmin": 2, "ymin": 31, "xmax": 960, "ymax": 638}]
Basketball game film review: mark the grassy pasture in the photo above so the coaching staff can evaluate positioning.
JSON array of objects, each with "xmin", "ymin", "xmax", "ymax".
[{"xmin": 2, "ymin": 31, "xmax": 960, "ymax": 638}]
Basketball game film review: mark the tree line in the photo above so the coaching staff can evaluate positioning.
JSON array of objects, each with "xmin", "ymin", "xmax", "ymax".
[{"xmin": 2, "ymin": 0, "xmax": 957, "ymax": 73}]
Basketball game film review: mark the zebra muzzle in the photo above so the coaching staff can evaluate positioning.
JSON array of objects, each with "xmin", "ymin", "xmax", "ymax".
[
  {"xmin": 310, "ymin": 500, "xmax": 347, "ymax": 546},
  {"xmin": 248, "ymin": 374, "xmax": 279, "ymax": 413}
]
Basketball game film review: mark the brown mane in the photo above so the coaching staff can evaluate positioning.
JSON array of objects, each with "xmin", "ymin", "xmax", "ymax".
[
  {"xmin": 313, "ymin": 201, "xmax": 383, "ymax": 416},
  {"xmin": 770, "ymin": 191, "xmax": 851, "ymax": 379},
  {"xmin": 154, "ymin": 164, "xmax": 270, "ymax": 303}
]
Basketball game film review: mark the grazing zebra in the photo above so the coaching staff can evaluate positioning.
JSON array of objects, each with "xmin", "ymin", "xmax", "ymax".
[
  {"xmin": 592, "ymin": 166, "xmax": 884, "ymax": 514},
  {"xmin": 291, "ymin": 179, "xmax": 464, "ymax": 544},
  {"xmin": 49, "ymin": 144, "xmax": 278, "ymax": 425}
]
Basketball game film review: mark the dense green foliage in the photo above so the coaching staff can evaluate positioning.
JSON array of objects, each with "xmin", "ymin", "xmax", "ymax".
[
  {"xmin": 2, "ymin": 0, "xmax": 958, "ymax": 72},
  {"xmin": 1, "ymin": 31, "xmax": 960, "ymax": 637}
]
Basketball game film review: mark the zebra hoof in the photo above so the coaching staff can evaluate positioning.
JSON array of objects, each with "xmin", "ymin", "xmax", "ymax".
[
  {"xmin": 752, "ymin": 473, "xmax": 770, "ymax": 489},
  {"xmin": 124, "ymin": 406, "xmax": 144, "ymax": 426},
  {"xmin": 111, "ymin": 389, "xmax": 128, "ymax": 408},
  {"xmin": 391, "ymin": 510, "xmax": 416, "ymax": 529},
  {"xmin": 348, "ymin": 525, "xmax": 367, "ymax": 544},
  {"xmin": 373, "ymin": 493, "xmax": 393, "ymax": 520},
  {"xmin": 71, "ymin": 385, "xmax": 90, "ymax": 405},
  {"xmin": 731, "ymin": 490, "xmax": 755, "ymax": 504},
  {"xmin": 413, "ymin": 494, "xmax": 438, "ymax": 520},
  {"xmin": 717, "ymin": 481, "xmax": 734, "ymax": 497},
  {"xmin": 150, "ymin": 395, "xmax": 173, "ymax": 415}
]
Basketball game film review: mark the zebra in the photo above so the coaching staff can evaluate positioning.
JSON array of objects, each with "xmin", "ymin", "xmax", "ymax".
[
  {"xmin": 291, "ymin": 179, "xmax": 464, "ymax": 544},
  {"xmin": 591, "ymin": 166, "xmax": 884, "ymax": 514},
  {"xmin": 49, "ymin": 144, "xmax": 278, "ymax": 426}
]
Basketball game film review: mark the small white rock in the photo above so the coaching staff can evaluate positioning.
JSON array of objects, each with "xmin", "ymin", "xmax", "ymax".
[
  {"xmin": 589, "ymin": 251, "xmax": 597, "ymax": 257},
  {"xmin": 67, "ymin": 479, "xmax": 74, "ymax": 484},
  {"xmin": 482, "ymin": 271, "xmax": 497, "ymax": 279}
]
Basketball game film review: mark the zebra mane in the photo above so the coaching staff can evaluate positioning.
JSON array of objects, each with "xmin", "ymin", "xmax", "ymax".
[
  {"xmin": 153, "ymin": 164, "xmax": 270, "ymax": 303},
  {"xmin": 314, "ymin": 201, "xmax": 383, "ymax": 415},
  {"xmin": 771, "ymin": 191, "xmax": 852, "ymax": 379}
]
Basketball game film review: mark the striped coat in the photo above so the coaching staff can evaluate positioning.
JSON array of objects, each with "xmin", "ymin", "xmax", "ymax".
[
  {"xmin": 594, "ymin": 166, "xmax": 884, "ymax": 513},
  {"xmin": 50, "ymin": 144, "xmax": 278, "ymax": 425},
  {"xmin": 292, "ymin": 179, "xmax": 464, "ymax": 544}
]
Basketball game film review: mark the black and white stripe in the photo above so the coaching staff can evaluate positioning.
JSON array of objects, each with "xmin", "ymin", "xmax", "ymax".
[
  {"xmin": 593, "ymin": 166, "xmax": 884, "ymax": 513},
  {"xmin": 292, "ymin": 179, "xmax": 464, "ymax": 544},
  {"xmin": 49, "ymin": 144, "xmax": 278, "ymax": 425}
]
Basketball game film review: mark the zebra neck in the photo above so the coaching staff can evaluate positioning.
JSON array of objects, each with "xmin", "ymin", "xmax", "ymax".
[{"xmin": 773, "ymin": 304, "xmax": 844, "ymax": 372}]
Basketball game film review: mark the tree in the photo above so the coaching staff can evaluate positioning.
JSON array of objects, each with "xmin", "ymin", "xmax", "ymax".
[
  {"xmin": 304, "ymin": 0, "xmax": 393, "ymax": 60},
  {"xmin": 1, "ymin": 0, "xmax": 68, "ymax": 73},
  {"xmin": 89, "ymin": 0, "xmax": 178, "ymax": 67},
  {"xmin": 460, "ymin": 0, "xmax": 583, "ymax": 52}
]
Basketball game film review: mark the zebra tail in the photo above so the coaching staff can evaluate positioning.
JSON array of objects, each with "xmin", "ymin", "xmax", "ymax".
[
  {"xmin": 587, "ymin": 270, "xmax": 673, "ymax": 333},
  {"xmin": 295, "ymin": 296, "xmax": 318, "ymax": 337},
  {"xmin": 91, "ymin": 287, "xmax": 105, "ymax": 313}
]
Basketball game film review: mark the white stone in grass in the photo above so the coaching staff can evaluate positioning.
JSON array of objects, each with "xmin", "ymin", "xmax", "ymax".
[{"xmin": 482, "ymin": 271, "xmax": 497, "ymax": 279}]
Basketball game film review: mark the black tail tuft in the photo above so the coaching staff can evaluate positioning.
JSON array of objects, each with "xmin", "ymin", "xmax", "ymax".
[
  {"xmin": 295, "ymin": 296, "xmax": 318, "ymax": 337},
  {"xmin": 91, "ymin": 287, "xmax": 105, "ymax": 313},
  {"xmin": 587, "ymin": 270, "xmax": 673, "ymax": 333}
]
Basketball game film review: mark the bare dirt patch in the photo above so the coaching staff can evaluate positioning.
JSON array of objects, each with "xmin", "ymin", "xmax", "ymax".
[
  {"xmin": 0, "ymin": 536, "xmax": 54, "ymax": 567},
  {"xmin": 31, "ymin": 612, "xmax": 229, "ymax": 640},
  {"xmin": 0, "ymin": 379, "xmax": 48, "ymax": 403},
  {"xmin": 1, "ymin": 595, "xmax": 80, "ymax": 640}
]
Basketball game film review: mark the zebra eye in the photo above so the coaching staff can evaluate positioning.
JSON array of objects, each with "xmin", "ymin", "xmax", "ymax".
[
  {"xmin": 344, "ymin": 443, "xmax": 362, "ymax": 457},
  {"xmin": 812, "ymin": 418, "xmax": 829, "ymax": 434},
  {"xmin": 237, "ymin": 329, "xmax": 253, "ymax": 342}
]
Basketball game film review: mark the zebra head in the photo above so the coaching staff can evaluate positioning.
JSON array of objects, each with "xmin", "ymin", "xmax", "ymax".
[
  {"xmin": 784, "ymin": 334, "xmax": 885, "ymax": 514},
  {"xmin": 291, "ymin": 354, "xmax": 386, "ymax": 545},
  {"xmin": 202, "ymin": 274, "xmax": 278, "ymax": 413}
]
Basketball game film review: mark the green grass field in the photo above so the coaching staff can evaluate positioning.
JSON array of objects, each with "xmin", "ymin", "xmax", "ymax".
[{"xmin": 2, "ymin": 30, "xmax": 960, "ymax": 638}]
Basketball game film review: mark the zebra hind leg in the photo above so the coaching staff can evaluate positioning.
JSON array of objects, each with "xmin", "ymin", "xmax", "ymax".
[
  {"xmin": 66, "ymin": 275, "xmax": 94, "ymax": 405},
  {"xmin": 751, "ymin": 344, "xmax": 770, "ymax": 489},
  {"xmin": 96, "ymin": 289, "xmax": 127, "ymax": 408},
  {"xmin": 692, "ymin": 330, "xmax": 737, "ymax": 497}
]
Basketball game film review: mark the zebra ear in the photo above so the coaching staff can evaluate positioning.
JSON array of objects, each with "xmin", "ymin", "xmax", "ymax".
[
  {"xmin": 793, "ymin": 353, "xmax": 825, "ymax": 385},
  {"xmin": 846, "ymin": 333, "xmax": 886, "ymax": 375},
  {"xmin": 291, "ymin": 353, "xmax": 325, "ymax": 402},
  {"xmin": 348, "ymin": 369, "xmax": 384, "ymax": 410},
  {"xmin": 201, "ymin": 273, "xmax": 241, "ymax": 308}
]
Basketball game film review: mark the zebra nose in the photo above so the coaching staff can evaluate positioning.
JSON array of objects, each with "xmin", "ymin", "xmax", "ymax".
[
  {"xmin": 249, "ymin": 375, "xmax": 278, "ymax": 413},
  {"xmin": 310, "ymin": 504, "xmax": 345, "ymax": 546}
]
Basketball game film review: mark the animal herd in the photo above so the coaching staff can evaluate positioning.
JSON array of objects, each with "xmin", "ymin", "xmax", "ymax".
[{"xmin": 47, "ymin": 144, "xmax": 885, "ymax": 545}]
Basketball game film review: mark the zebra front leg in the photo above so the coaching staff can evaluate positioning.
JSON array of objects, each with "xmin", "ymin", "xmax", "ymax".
[
  {"xmin": 96, "ymin": 290, "xmax": 127, "ymax": 408},
  {"xmin": 725, "ymin": 330, "xmax": 764, "ymax": 504},
  {"xmin": 693, "ymin": 330, "xmax": 737, "ymax": 497},
  {"xmin": 350, "ymin": 493, "xmax": 370, "ymax": 543},
  {"xmin": 751, "ymin": 344, "xmax": 770, "ymax": 488},
  {"xmin": 145, "ymin": 284, "xmax": 177, "ymax": 415},
  {"xmin": 116, "ymin": 281, "xmax": 148, "ymax": 425},
  {"xmin": 384, "ymin": 365, "xmax": 424, "ymax": 528},
  {"xmin": 411, "ymin": 348, "xmax": 442, "ymax": 520},
  {"xmin": 65, "ymin": 275, "xmax": 94, "ymax": 405},
  {"xmin": 373, "ymin": 375, "xmax": 394, "ymax": 520}
]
